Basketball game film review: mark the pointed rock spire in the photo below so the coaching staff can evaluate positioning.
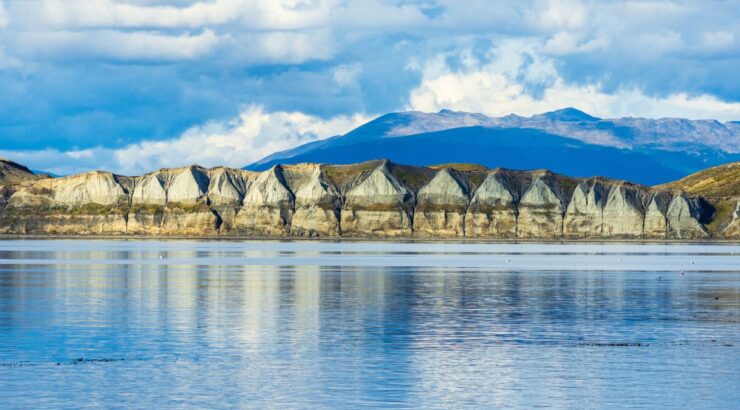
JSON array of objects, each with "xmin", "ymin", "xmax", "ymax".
[
  {"xmin": 601, "ymin": 184, "xmax": 644, "ymax": 237},
  {"xmin": 465, "ymin": 171, "xmax": 518, "ymax": 237}
]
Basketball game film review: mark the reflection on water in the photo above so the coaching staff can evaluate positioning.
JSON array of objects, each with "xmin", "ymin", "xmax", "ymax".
[{"xmin": 0, "ymin": 240, "xmax": 738, "ymax": 409}]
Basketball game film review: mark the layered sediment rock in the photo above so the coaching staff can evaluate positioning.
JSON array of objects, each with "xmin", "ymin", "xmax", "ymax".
[
  {"xmin": 206, "ymin": 167, "xmax": 253, "ymax": 231},
  {"xmin": 722, "ymin": 200, "xmax": 740, "ymax": 238},
  {"xmin": 0, "ymin": 159, "xmax": 725, "ymax": 239},
  {"xmin": 601, "ymin": 184, "xmax": 645, "ymax": 238},
  {"xmin": 644, "ymin": 193, "xmax": 671, "ymax": 238},
  {"xmin": 413, "ymin": 169, "xmax": 468, "ymax": 237},
  {"xmin": 340, "ymin": 162, "xmax": 413, "ymax": 237},
  {"xmin": 563, "ymin": 180, "xmax": 607, "ymax": 238},
  {"xmin": 464, "ymin": 171, "xmax": 518, "ymax": 238},
  {"xmin": 517, "ymin": 174, "xmax": 566, "ymax": 238},
  {"xmin": 285, "ymin": 164, "xmax": 340, "ymax": 237},
  {"xmin": 232, "ymin": 166, "xmax": 294, "ymax": 236},
  {"xmin": 666, "ymin": 195, "xmax": 709, "ymax": 239}
]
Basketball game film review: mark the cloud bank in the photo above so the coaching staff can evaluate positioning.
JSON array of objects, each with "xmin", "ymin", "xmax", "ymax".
[
  {"xmin": 0, "ymin": 0, "xmax": 737, "ymax": 173},
  {"xmin": 1, "ymin": 107, "xmax": 369, "ymax": 175}
]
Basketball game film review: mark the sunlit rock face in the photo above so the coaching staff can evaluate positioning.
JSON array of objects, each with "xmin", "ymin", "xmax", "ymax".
[
  {"xmin": 207, "ymin": 168, "xmax": 252, "ymax": 206},
  {"xmin": 132, "ymin": 173, "xmax": 167, "ymax": 206},
  {"xmin": 644, "ymin": 193, "xmax": 671, "ymax": 238},
  {"xmin": 666, "ymin": 194, "xmax": 709, "ymax": 239},
  {"xmin": 464, "ymin": 171, "xmax": 518, "ymax": 238},
  {"xmin": 517, "ymin": 174, "xmax": 565, "ymax": 238},
  {"xmin": 285, "ymin": 164, "xmax": 340, "ymax": 237},
  {"xmin": 165, "ymin": 166, "xmax": 210, "ymax": 205},
  {"xmin": 0, "ymin": 214, "xmax": 128, "ymax": 235},
  {"xmin": 232, "ymin": 166, "xmax": 294, "ymax": 236},
  {"xmin": 6, "ymin": 171, "xmax": 129, "ymax": 208},
  {"xmin": 206, "ymin": 168, "xmax": 253, "ymax": 232},
  {"xmin": 41, "ymin": 171, "xmax": 129, "ymax": 206},
  {"xmin": 0, "ymin": 171, "xmax": 130, "ymax": 235},
  {"xmin": 340, "ymin": 163, "xmax": 413, "ymax": 237},
  {"xmin": 601, "ymin": 184, "xmax": 645, "ymax": 238},
  {"xmin": 413, "ymin": 169, "xmax": 469, "ymax": 237},
  {"xmin": 722, "ymin": 200, "xmax": 740, "ymax": 238},
  {"xmin": 563, "ymin": 180, "xmax": 607, "ymax": 238}
]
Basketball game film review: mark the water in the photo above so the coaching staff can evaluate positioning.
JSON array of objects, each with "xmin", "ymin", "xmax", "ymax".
[{"xmin": 0, "ymin": 240, "xmax": 738, "ymax": 409}]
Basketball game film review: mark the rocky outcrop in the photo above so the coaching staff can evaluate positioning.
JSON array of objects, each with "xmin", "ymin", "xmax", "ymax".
[
  {"xmin": 132, "ymin": 173, "xmax": 167, "ymax": 206},
  {"xmin": 722, "ymin": 200, "xmax": 740, "ymax": 238},
  {"xmin": 0, "ymin": 213, "xmax": 127, "ymax": 235},
  {"xmin": 0, "ymin": 159, "xmax": 726, "ymax": 239},
  {"xmin": 413, "ymin": 169, "xmax": 468, "ymax": 237},
  {"xmin": 644, "ymin": 193, "xmax": 671, "ymax": 238},
  {"xmin": 285, "ymin": 164, "xmax": 340, "ymax": 237},
  {"xmin": 666, "ymin": 195, "xmax": 709, "ymax": 239},
  {"xmin": 340, "ymin": 162, "xmax": 413, "ymax": 237},
  {"xmin": 517, "ymin": 174, "xmax": 566, "ymax": 238},
  {"xmin": 205, "ymin": 167, "xmax": 253, "ymax": 231},
  {"xmin": 563, "ymin": 180, "xmax": 607, "ymax": 238},
  {"xmin": 0, "ymin": 158, "xmax": 44, "ymax": 184},
  {"xmin": 601, "ymin": 184, "xmax": 645, "ymax": 238},
  {"xmin": 166, "ymin": 166, "xmax": 209, "ymax": 205},
  {"xmin": 464, "ymin": 171, "xmax": 518, "ymax": 238},
  {"xmin": 232, "ymin": 166, "xmax": 294, "ymax": 236}
]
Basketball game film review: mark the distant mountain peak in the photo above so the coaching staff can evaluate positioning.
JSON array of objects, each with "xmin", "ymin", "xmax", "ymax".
[{"xmin": 535, "ymin": 107, "xmax": 600, "ymax": 122}]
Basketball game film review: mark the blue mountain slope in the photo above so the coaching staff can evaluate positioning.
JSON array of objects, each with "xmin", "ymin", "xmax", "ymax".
[
  {"xmin": 246, "ymin": 109, "xmax": 740, "ymax": 185},
  {"xmin": 247, "ymin": 126, "xmax": 739, "ymax": 185}
]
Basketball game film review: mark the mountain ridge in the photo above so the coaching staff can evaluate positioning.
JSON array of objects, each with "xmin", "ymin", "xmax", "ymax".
[{"xmin": 247, "ymin": 108, "xmax": 740, "ymax": 185}]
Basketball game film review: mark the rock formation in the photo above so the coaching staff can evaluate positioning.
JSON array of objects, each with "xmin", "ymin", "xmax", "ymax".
[
  {"xmin": 232, "ymin": 165, "xmax": 294, "ymax": 236},
  {"xmin": 0, "ymin": 159, "xmax": 732, "ymax": 240},
  {"xmin": 464, "ymin": 171, "xmax": 518, "ymax": 238},
  {"xmin": 517, "ymin": 174, "xmax": 566, "ymax": 238},
  {"xmin": 413, "ymin": 169, "xmax": 468, "ymax": 237},
  {"xmin": 601, "ymin": 184, "xmax": 645, "ymax": 238},
  {"xmin": 722, "ymin": 200, "xmax": 740, "ymax": 238},
  {"xmin": 563, "ymin": 180, "xmax": 607, "ymax": 238},
  {"xmin": 666, "ymin": 195, "xmax": 709, "ymax": 239},
  {"xmin": 286, "ymin": 164, "xmax": 340, "ymax": 237},
  {"xmin": 340, "ymin": 162, "xmax": 413, "ymax": 237}
]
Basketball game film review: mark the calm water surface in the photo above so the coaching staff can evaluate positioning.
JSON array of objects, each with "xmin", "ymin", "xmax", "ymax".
[{"xmin": 0, "ymin": 240, "xmax": 738, "ymax": 409}]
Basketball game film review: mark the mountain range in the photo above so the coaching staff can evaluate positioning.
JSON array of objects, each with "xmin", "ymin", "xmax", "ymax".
[{"xmin": 246, "ymin": 108, "xmax": 740, "ymax": 185}]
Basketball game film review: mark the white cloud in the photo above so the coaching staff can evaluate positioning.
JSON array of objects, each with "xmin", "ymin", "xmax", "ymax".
[
  {"xmin": 33, "ymin": 0, "xmax": 242, "ymax": 29},
  {"xmin": 0, "ymin": 2, "xmax": 8, "ymax": 28},
  {"xmin": 238, "ymin": 30, "xmax": 335, "ymax": 64},
  {"xmin": 17, "ymin": 29, "xmax": 221, "ymax": 61},
  {"xmin": 542, "ymin": 32, "xmax": 608, "ymax": 55},
  {"xmin": 534, "ymin": 0, "xmax": 588, "ymax": 30},
  {"xmin": 702, "ymin": 31, "xmax": 735, "ymax": 50},
  {"xmin": 0, "ymin": 106, "xmax": 370, "ymax": 176},
  {"xmin": 332, "ymin": 63, "xmax": 363, "ymax": 87},
  {"xmin": 406, "ymin": 41, "xmax": 740, "ymax": 121}
]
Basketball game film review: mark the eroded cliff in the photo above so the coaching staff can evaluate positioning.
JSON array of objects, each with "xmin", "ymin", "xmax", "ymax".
[{"xmin": 0, "ymin": 159, "xmax": 736, "ymax": 239}]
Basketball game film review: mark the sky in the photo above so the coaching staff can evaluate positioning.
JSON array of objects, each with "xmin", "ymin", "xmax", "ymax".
[{"xmin": 0, "ymin": 0, "xmax": 738, "ymax": 175}]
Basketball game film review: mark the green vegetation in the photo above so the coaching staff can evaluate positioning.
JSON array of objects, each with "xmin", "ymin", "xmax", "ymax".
[
  {"xmin": 657, "ymin": 162, "xmax": 740, "ymax": 198},
  {"xmin": 429, "ymin": 163, "xmax": 489, "ymax": 172},
  {"xmin": 705, "ymin": 198, "xmax": 736, "ymax": 234},
  {"xmin": 391, "ymin": 164, "xmax": 434, "ymax": 191},
  {"xmin": 322, "ymin": 161, "xmax": 380, "ymax": 191}
]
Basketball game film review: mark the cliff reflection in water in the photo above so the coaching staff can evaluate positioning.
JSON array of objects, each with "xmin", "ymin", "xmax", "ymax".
[{"xmin": 0, "ymin": 240, "xmax": 738, "ymax": 409}]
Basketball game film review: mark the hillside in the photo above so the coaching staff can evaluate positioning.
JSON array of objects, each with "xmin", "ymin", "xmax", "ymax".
[
  {"xmin": 246, "ymin": 109, "xmax": 740, "ymax": 185},
  {"xmin": 0, "ymin": 158, "xmax": 44, "ymax": 184},
  {"xmin": 656, "ymin": 162, "xmax": 740, "ymax": 198}
]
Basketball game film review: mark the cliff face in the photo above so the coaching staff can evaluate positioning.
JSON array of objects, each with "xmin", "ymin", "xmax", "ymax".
[{"xmin": 0, "ymin": 159, "xmax": 734, "ymax": 239}]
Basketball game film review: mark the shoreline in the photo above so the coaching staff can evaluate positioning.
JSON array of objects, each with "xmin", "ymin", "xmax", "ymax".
[{"xmin": 1, "ymin": 233, "xmax": 738, "ymax": 244}]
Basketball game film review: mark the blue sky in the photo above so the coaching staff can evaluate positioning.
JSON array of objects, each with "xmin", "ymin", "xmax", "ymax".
[{"xmin": 0, "ymin": 0, "xmax": 738, "ymax": 175}]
